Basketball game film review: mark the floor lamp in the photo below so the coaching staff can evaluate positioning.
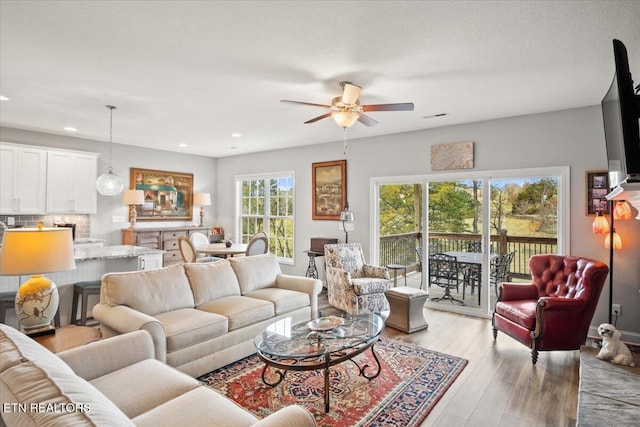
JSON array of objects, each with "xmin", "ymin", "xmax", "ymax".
[{"xmin": 340, "ymin": 203, "xmax": 354, "ymax": 243}]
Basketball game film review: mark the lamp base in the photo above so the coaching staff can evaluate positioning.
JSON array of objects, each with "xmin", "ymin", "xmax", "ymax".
[
  {"xmin": 15, "ymin": 275, "xmax": 60, "ymax": 335},
  {"xmin": 24, "ymin": 324, "xmax": 56, "ymax": 337}
]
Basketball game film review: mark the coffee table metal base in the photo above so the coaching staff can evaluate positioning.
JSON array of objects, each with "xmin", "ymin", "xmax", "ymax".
[{"xmin": 257, "ymin": 341, "xmax": 381, "ymax": 413}]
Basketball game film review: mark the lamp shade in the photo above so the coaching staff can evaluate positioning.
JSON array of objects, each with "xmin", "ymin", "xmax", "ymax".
[
  {"xmin": 0, "ymin": 227, "xmax": 76, "ymax": 275},
  {"xmin": 194, "ymin": 192, "xmax": 211, "ymax": 206},
  {"xmin": 123, "ymin": 189, "xmax": 145, "ymax": 205},
  {"xmin": 592, "ymin": 213, "xmax": 609, "ymax": 234},
  {"xmin": 604, "ymin": 231, "xmax": 623, "ymax": 250},
  {"xmin": 613, "ymin": 201, "xmax": 633, "ymax": 220},
  {"xmin": 340, "ymin": 210, "xmax": 355, "ymax": 221}
]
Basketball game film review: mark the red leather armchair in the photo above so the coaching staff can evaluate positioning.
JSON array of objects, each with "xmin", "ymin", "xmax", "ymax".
[{"xmin": 492, "ymin": 254, "xmax": 609, "ymax": 364}]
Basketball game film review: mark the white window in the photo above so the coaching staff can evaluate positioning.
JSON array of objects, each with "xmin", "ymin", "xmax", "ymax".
[{"xmin": 236, "ymin": 172, "xmax": 295, "ymax": 263}]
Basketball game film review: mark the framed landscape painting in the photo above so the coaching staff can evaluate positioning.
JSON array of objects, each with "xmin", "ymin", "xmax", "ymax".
[
  {"xmin": 586, "ymin": 171, "xmax": 610, "ymax": 215},
  {"xmin": 312, "ymin": 160, "xmax": 346, "ymax": 220},
  {"xmin": 130, "ymin": 168, "xmax": 194, "ymax": 221}
]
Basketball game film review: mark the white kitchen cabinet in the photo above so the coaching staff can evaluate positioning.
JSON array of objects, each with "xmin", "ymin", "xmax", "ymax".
[
  {"xmin": 46, "ymin": 149, "xmax": 98, "ymax": 214},
  {"xmin": 0, "ymin": 143, "xmax": 47, "ymax": 214}
]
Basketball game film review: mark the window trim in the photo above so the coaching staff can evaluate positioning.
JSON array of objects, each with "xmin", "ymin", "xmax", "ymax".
[{"xmin": 235, "ymin": 170, "xmax": 296, "ymax": 264}]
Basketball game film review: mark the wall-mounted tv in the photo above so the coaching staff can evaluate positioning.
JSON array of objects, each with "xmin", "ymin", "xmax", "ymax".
[{"xmin": 601, "ymin": 39, "xmax": 640, "ymax": 188}]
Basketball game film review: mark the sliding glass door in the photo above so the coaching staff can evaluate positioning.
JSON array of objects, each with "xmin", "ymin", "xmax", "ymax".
[{"xmin": 372, "ymin": 167, "xmax": 569, "ymax": 317}]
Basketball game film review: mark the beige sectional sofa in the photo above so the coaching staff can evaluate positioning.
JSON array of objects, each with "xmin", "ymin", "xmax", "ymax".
[
  {"xmin": 0, "ymin": 323, "xmax": 316, "ymax": 427},
  {"xmin": 93, "ymin": 254, "xmax": 323, "ymax": 377}
]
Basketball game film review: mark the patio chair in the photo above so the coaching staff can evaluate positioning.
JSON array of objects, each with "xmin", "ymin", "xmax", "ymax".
[
  {"xmin": 428, "ymin": 253, "xmax": 464, "ymax": 305},
  {"xmin": 491, "ymin": 251, "xmax": 516, "ymax": 297},
  {"xmin": 466, "ymin": 241, "xmax": 482, "ymax": 252},
  {"xmin": 324, "ymin": 243, "xmax": 393, "ymax": 313},
  {"xmin": 492, "ymin": 254, "xmax": 608, "ymax": 364}
]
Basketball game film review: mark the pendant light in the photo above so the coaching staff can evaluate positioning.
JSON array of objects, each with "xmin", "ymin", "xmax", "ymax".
[{"xmin": 96, "ymin": 105, "xmax": 124, "ymax": 196}]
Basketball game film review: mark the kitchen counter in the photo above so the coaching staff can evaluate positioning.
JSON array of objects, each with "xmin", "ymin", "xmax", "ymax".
[
  {"xmin": 74, "ymin": 245, "xmax": 164, "ymax": 261},
  {"xmin": 74, "ymin": 237, "xmax": 106, "ymax": 246}
]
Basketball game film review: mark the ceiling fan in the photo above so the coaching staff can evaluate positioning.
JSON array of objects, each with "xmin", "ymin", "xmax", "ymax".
[{"xmin": 281, "ymin": 81, "xmax": 414, "ymax": 128}]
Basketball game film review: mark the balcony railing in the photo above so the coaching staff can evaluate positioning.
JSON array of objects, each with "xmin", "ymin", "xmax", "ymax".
[{"xmin": 380, "ymin": 231, "xmax": 557, "ymax": 279}]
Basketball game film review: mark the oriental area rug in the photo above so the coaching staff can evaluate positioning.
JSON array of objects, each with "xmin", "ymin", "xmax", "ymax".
[{"xmin": 198, "ymin": 338, "xmax": 468, "ymax": 427}]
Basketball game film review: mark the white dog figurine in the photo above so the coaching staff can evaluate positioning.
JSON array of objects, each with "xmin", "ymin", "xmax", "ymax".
[{"xmin": 596, "ymin": 323, "xmax": 636, "ymax": 367}]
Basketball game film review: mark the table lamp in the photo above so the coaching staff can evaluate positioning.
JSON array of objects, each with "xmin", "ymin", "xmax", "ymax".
[
  {"xmin": 0, "ymin": 224, "xmax": 76, "ymax": 336},
  {"xmin": 123, "ymin": 189, "xmax": 145, "ymax": 229},
  {"xmin": 194, "ymin": 192, "xmax": 211, "ymax": 227}
]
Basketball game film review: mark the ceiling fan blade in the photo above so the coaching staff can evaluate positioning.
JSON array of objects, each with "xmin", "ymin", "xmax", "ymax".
[
  {"xmin": 362, "ymin": 103, "xmax": 414, "ymax": 112},
  {"xmin": 357, "ymin": 113, "xmax": 379, "ymax": 127},
  {"xmin": 304, "ymin": 112, "xmax": 333, "ymax": 124},
  {"xmin": 281, "ymin": 100, "xmax": 332, "ymax": 109},
  {"xmin": 341, "ymin": 82, "xmax": 361, "ymax": 105}
]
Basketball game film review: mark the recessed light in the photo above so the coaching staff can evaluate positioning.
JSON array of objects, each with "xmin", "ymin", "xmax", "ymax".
[
  {"xmin": 178, "ymin": 143, "xmax": 188, "ymax": 148},
  {"xmin": 63, "ymin": 126, "xmax": 77, "ymax": 132},
  {"xmin": 231, "ymin": 133, "xmax": 242, "ymax": 138},
  {"xmin": 0, "ymin": 95, "xmax": 9, "ymax": 101}
]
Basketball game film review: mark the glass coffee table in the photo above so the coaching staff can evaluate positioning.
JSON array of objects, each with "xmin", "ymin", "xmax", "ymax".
[{"xmin": 254, "ymin": 313, "xmax": 384, "ymax": 412}]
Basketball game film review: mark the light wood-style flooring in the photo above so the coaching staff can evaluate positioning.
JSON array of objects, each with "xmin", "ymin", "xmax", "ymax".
[{"xmin": 319, "ymin": 291, "xmax": 580, "ymax": 427}]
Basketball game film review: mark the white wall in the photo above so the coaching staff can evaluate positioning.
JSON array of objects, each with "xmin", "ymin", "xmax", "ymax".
[
  {"xmin": 2, "ymin": 105, "xmax": 639, "ymax": 341},
  {"xmin": 215, "ymin": 106, "xmax": 640, "ymax": 341}
]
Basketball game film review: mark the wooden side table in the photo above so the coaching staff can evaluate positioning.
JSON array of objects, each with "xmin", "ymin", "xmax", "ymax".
[{"xmin": 33, "ymin": 325, "xmax": 101, "ymax": 353}]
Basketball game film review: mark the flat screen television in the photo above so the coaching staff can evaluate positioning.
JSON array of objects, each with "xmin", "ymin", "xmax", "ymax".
[{"xmin": 601, "ymin": 39, "xmax": 640, "ymax": 188}]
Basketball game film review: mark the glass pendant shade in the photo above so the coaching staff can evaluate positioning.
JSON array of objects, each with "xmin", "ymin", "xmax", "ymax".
[
  {"xmin": 96, "ymin": 167, "xmax": 124, "ymax": 196},
  {"xmin": 592, "ymin": 213, "xmax": 609, "ymax": 234},
  {"xmin": 332, "ymin": 111, "xmax": 359, "ymax": 128},
  {"xmin": 604, "ymin": 231, "xmax": 622, "ymax": 250}
]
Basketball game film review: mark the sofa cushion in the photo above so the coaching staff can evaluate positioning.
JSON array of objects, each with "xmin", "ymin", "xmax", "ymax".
[
  {"xmin": 0, "ymin": 324, "xmax": 133, "ymax": 426},
  {"xmin": 132, "ymin": 386, "xmax": 258, "ymax": 427},
  {"xmin": 184, "ymin": 260, "xmax": 242, "ymax": 306},
  {"xmin": 153, "ymin": 308, "xmax": 228, "ymax": 353},
  {"xmin": 229, "ymin": 253, "xmax": 281, "ymax": 294},
  {"xmin": 198, "ymin": 295, "xmax": 274, "ymax": 331},
  {"xmin": 90, "ymin": 358, "xmax": 200, "ymax": 419},
  {"xmin": 244, "ymin": 288, "xmax": 310, "ymax": 315},
  {"xmin": 101, "ymin": 264, "xmax": 194, "ymax": 316}
]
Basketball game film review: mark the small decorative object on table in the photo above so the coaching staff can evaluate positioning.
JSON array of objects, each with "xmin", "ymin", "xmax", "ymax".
[{"xmin": 307, "ymin": 316, "xmax": 344, "ymax": 331}]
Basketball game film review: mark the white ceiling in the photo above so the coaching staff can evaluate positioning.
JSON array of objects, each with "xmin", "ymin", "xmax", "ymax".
[{"xmin": 1, "ymin": 1, "xmax": 639, "ymax": 158}]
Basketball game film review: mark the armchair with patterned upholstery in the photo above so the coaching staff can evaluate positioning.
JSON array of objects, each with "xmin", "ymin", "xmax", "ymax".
[
  {"xmin": 492, "ymin": 254, "xmax": 609, "ymax": 364},
  {"xmin": 324, "ymin": 243, "xmax": 393, "ymax": 313}
]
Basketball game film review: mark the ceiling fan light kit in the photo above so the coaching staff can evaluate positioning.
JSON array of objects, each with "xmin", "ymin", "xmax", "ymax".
[
  {"xmin": 282, "ymin": 81, "xmax": 414, "ymax": 129},
  {"xmin": 332, "ymin": 111, "xmax": 359, "ymax": 128}
]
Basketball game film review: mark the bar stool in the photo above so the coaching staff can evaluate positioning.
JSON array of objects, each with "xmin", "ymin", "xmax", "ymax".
[
  {"xmin": 70, "ymin": 280, "xmax": 101, "ymax": 326},
  {"xmin": 0, "ymin": 291, "xmax": 61, "ymax": 327}
]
